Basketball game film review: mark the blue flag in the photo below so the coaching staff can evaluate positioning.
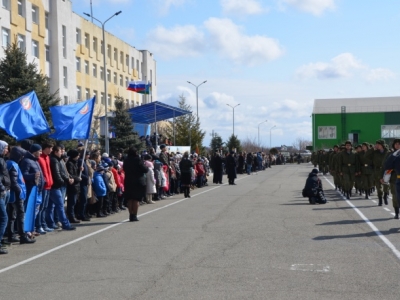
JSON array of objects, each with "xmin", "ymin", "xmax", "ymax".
[
  {"xmin": 0, "ymin": 91, "xmax": 50, "ymax": 141},
  {"xmin": 50, "ymin": 97, "xmax": 96, "ymax": 140}
]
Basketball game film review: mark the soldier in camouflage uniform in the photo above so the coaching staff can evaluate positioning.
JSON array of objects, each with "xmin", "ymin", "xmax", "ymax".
[
  {"xmin": 338, "ymin": 141, "xmax": 360, "ymax": 199},
  {"xmin": 354, "ymin": 145, "xmax": 363, "ymax": 195},
  {"xmin": 329, "ymin": 145, "xmax": 340, "ymax": 189},
  {"xmin": 311, "ymin": 151, "xmax": 318, "ymax": 167},
  {"xmin": 359, "ymin": 142, "xmax": 374, "ymax": 199},
  {"xmin": 366, "ymin": 139, "xmax": 389, "ymax": 206},
  {"xmin": 318, "ymin": 150, "xmax": 329, "ymax": 175}
]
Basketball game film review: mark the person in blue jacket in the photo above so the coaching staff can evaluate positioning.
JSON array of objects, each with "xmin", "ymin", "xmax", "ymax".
[{"xmin": 92, "ymin": 165, "xmax": 107, "ymax": 218}]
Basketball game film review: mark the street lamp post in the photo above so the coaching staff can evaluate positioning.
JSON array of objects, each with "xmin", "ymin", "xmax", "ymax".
[
  {"xmin": 187, "ymin": 80, "xmax": 207, "ymax": 119},
  {"xmin": 84, "ymin": 11, "xmax": 122, "ymax": 154},
  {"xmin": 226, "ymin": 104, "xmax": 240, "ymax": 136},
  {"xmin": 270, "ymin": 125, "xmax": 276, "ymax": 149},
  {"xmin": 258, "ymin": 120, "xmax": 268, "ymax": 147}
]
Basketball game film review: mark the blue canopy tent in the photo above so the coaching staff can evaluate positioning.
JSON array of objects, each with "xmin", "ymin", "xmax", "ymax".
[
  {"xmin": 100, "ymin": 101, "xmax": 192, "ymax": 148},
  {"xmin": 127, "ymin": 101, "xmax": 192, "ymax": 149}
]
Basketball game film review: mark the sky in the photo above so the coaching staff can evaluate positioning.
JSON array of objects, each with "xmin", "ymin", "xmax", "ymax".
[{"xmin": 71, "ymin": 0, "xmax": 400, "ymax": 148}]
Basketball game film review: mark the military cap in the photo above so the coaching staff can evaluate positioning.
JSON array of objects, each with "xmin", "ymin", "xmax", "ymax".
[
  {"xmin": 345, "ymin": 140, "xmax": 352, "ymax": 145},
  {"xmin": 376, "ymin": 139, "xmax": 385, "ymax": 146},
  {"xmin": 333, "ymin": 145, "xmax": 339, "ymax": 148},
  {"xmin": 362, "ymin": 142, "xmax": 369, "ymax": 147},
  {"xmin": 356, "ymin": 144, "xmax": 362, "ymax": 148}
]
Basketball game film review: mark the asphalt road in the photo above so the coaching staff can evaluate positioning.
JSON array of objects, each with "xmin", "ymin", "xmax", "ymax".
[{"xmin": 1, "ymin": 164, "xmax": 400, "ymax": 300}]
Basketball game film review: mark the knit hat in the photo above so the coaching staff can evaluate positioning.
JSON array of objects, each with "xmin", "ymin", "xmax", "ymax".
[
  {"xmin": 96, "ymin": 165, "xmax": 104, "ymax": 172},
  {"xmin": 30, "ymin": 144, "xmax": 42, "ymax": 153},
  {"xmin": 376, "ymin": 139, "xmax": 385, "ymax": 146},
  {"xmin": 102, "ymin": 152, "xmax": 109, "ymax": 158},
  {"xmin": 312, "ymin": 168, "xmax": 319, "ymax": 174},
  {"xmin": 333, "ymin": 145, "xmax": 339, "ymax": 148},
  {"xmin": 0, "ymin": 140, "xmax": 8, "ymax": 154},
  {"xmin": 160, "ymin": 144, "xmax": 166, "ymax": 149},
  {"xmin": 67, "ymin": 149, "xmax": 80, "ymax": 159}
]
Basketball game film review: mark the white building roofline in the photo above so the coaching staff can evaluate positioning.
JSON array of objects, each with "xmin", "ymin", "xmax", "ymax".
[{"xmin": 313, "ymin": 96, "xmax": 400, "ymax": 114}]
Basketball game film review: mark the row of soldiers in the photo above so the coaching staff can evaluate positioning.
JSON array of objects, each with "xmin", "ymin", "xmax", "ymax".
[{"xmin": 311, "ymin": 139, "xmax": 400, "ymax": 218}]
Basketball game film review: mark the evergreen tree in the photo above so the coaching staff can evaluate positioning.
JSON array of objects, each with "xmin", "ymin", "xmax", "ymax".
[
  {"xmin": 210, "ymin": 133, "xmax": 224, "ymax": 151},
  {"xmin": 0, "ymin": 42, "xmax": 60, "ymax": 144},
  {"xmin": 108, "ymin": 95, "xmax": 144, "ymax": 154},
  {"xmin": 226, "ymin": 134, "xmax": 242, "ymax": 153},
  {"xmin": 165, "ymin": 94, "xmax": 206, "ymax": 151}
]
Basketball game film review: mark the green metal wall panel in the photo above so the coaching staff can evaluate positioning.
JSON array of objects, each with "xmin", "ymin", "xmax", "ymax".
[{"xmin": 313, "ymin": 112, "xmax": 386, "ymax": 149}]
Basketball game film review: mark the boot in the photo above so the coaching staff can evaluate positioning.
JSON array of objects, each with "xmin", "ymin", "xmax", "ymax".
[
  {"xmin": 146, "ymin": 195, "xmax": 155, "ymax": 204},
  {"xmin": 335, "ymin": 185, "xmax": 338, "ymax": 191},
  {"xmin": 365, "ymin": 190, "xmax": 370, "ymax": 200},
  {"xmin": 383, "ymin": 193, "xmax": 388, "ymax": 205},
  {"xmin": 378, "ymin": 196, "xmax": 383, "ymax": 206},
  {"xmin": 394, "ymin": 207, "xmax": 399, "ymax": 219},
  {"xmin": 186, "ymin": 187, "xmax": 191, "ymax": 198},
  {"xmin": 346, "ymin": 192, "xmax": 350, "ymax": 200},
  {"xmin": 129, "ymin": 214, "xmax": 139, "ymax": 222}
]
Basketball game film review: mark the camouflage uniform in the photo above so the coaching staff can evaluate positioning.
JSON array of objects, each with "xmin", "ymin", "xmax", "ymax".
[
  {"xmin": 338, "ymin": 141, "xmax": 360, "ymax": 199},
  {"xmin": 365, "ymin": 139, "xmax": 389, "ymax": 205},
  {"xmin": 358, "ymin": 142, "xmax": 374, "ymax": 199},
  {"xmin": 354, "ymin": 145, "xmax": 363, "ymax": 194}
]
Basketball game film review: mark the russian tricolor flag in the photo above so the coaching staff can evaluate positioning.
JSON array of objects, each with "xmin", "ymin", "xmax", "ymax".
[{"xmin": 127, "ymin": 81, "xmax": 151, "ymax": 94}]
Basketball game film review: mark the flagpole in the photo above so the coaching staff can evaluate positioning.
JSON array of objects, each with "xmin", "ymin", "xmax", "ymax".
[{"xmin": 79, "ymin": 140, "xmax": 89, "ymax": 178}]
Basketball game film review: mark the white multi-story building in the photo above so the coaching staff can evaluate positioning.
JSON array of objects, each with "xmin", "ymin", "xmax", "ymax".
[{"xmin": 0, "ymin": 0, "xmax": 157, "ymax": 109}]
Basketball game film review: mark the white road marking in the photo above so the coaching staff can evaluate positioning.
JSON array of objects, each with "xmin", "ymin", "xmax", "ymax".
[
  {"xmin": 290, "ymin": 264, "xmax": 330, "ymax": 273},
  {"xmin": 323, "ymin": 176, "xmax": 400, "ymax": 261},
  {"xmin": 391, "ymin": 213, "xmax": 396, "ymax": 216},
  {"xmin": 371, "ymin": 200, "xmax": 377, "ymax": 203},
  {"xmin": 384, "ymin": 208, "xmax": 392, "ymax": 212},
  {"xmin": 0, "ymin": 175, "xmax": 252, "ymax": 275}
]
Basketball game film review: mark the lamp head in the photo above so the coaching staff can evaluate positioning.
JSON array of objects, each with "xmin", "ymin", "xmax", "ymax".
[
  {"xmin": 84, "ymin": 12, "xmax": 91, "ymax": 17},
  {"xmin": 115, "ymin": 11, "xmax": 122, "ymax": 16}
]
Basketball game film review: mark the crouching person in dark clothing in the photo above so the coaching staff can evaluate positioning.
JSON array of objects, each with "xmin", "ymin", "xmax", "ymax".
[{"xmin": 303, "ymin": 169, "xmax": 327, "ymax": 204}]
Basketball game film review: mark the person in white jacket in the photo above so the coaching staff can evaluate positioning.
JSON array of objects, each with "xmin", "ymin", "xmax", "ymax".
[{"xmin": 144, "ymin": 156, "xmax": 156, "ymax": 204}]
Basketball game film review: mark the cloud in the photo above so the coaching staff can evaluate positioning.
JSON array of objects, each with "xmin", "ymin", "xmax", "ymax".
[
  {"xmin": 204, "ymin": 18, "xmax": 284, "ymax": 66},
  {"xmin": 296, "ymin": 53, "xmax": 396, "ymax": 82},
  {"xmin": 145, "ymin": 25, "xmax": 205, "ymax": 59},
  {"xmin": 204, "ymin": 92, "xmax": 235, "ymax": 108},
  {"xmin": 221, "ymin": 0, "xmax": 265, "ymax": 15},
  {"xmin": 296, "ymin": 53, "xmax": 365, "ymax": 80},
  {"xmin": 364, "ymin": 68, "xmax": 396, "ymax": 82},
  {"xmin": 280, "ymin": 0, "xmax": 336, "ymax": 16}
]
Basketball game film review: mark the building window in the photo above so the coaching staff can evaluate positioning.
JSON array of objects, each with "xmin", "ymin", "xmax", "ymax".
[
  {"xmin": 62, "ymin": 25, "xmax": 66, "ymax": 58},
  {"xmin": 136, "ymin": 59, "xmax": 140, "ymax": 77},
  {"xmin": 100, "ymin": 40, "xmax": 104, "ymax": 54},
  {"xmin": 107, "ymin": 69, "xmax": 111, "ymax": 82},
  {"xmin": 77, "ymin": 86, "xmax": 81, "ymax": 100},
  {"xmin": 63, "ymin": 67, "xmax": 68, "ymax": 88},
  {"xmin": 93, "ymin": 64, "xmax": 97, "ymax": 77},
  {"xmin": 125, "ymin": 77, "xmax": 128, "ymax": 86},
  {"xmin": 32, "ymin": 5, "xmax": 39, "ymax": 24},
  {"xmin": 119, "ymin": 75, "xmax": 123, "ymax": 86},
  {"xmin": 101, "ymin": 93, "xmax": 105, "ymax": 104},
  {"xmin": 2, "ymin": 0, "xmax": 10, "ymax": 10},
  {"xmin": 107, "ymin": 45, "xmax": 111, "ymax": 59},
  {"xmin": 84, "ymin": 60, "xmax": 89, "ymax": 74},
  {"xmin": 131, "ymin": 57, "xmax": 134, "ymax": 70},
  {"xmin": 136, "ymin": 101, "xmax": 139, "ymax": 106},
  {"xmin": 85, "ymin": 88, "xmax": 90, "ymax": 100},
  {"xmin": 113, "ymin": 48, "xmax": 117, "ymax": 61},
  {"xmin": 93, "ymin": 90, "xmax": 97, "ymax": 99},
  {"xmin": 84, "ymin": 33, "xmax": 89, "ymax": 49},
  {"xmin": 93, "ymin": 37, "xmax": 97, "ymax": 53},
  {"xmin": 107, "ymin": 94, "xmax": 111, "ymax": 106},
  {"xmin": 120, "ymin": 51, "xmax": 123, "ymax": 64},
  {"xmin": 18, "ymin": 0, "xmax": 24, "ymax": 17},
  {"xmin": 76, "ymin": 57, "xmax": 81, "ymax": 72},
  {"xmin": 100, "ymin": 67, "xmax": 104, "ymax": 80},
  {"xmin": 76, "ymin": 29, "xmax": 81, "ymax": 44},
  {"xmin": 318, "ymin": 126, "xmax": 337, "ymax": 139},
  {"xmin": 45, "ymin": 13, "xmax": 49, "ymax": 29},
  {"xmin": 45, "ymin": 46, "xmax": 50, "ymax": 61},
  {"xmin": 1, "ymin": 28, "xmax": 10, "ymax": 47},
  {"xmin": 126, "ymin": 55, "xmax": 129, "ymax": 68},
  {"xmin": 381, "ymin": 125, "xmax": 400, "ymax": 138},
  {"xmin": 17, "ymin": 34, "xmax": 26, "ymax": 52},
  {"xmin": 64, "ymin": 96, "xmax": 68, "ymax": 105},
  {"xmin": 32, "ymin": 40, "xmax": 39, "ymax": 58},
  {"xmin": 113, "ymin": 72, "xmax": 117, "ymax": 84}
]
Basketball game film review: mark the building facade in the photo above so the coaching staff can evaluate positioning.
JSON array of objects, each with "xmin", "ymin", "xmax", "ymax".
[
  {"xmin": 0, "ymin": 0, "xmax": 157, "ymax": 111},
  {"xmin": 312, "ymin": 97, "xmax": 400, "ymax": 149}
]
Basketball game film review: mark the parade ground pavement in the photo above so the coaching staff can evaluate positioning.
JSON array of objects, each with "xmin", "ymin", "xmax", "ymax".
[{"xmin": 0, "ymin": 163, "xmax": 400, "ymax": 300}]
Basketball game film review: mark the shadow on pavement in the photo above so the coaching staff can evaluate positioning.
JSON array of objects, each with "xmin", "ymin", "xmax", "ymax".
[
  {"xmin": 316, "ymin": 218, "xmax": 392, "ymax": 226},
  {"xmin": 313, "ymin": 228, "xmax": 400, "ymax": 240}
]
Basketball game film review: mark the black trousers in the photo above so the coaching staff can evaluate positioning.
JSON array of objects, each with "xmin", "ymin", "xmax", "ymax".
[{"xmin": 7, "ymin": 200, "xmax": 25, "ymax": 238}]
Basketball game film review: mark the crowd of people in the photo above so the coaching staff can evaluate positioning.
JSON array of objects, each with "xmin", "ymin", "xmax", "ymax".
[{"xmin": 309, "ymin": 139, "xmax": 400, "ymax": 215}]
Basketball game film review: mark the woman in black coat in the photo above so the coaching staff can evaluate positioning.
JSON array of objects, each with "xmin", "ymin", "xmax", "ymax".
[
  {"xmin": 123, "ymin": 147, "xmax": 148, "ymax": 221},
  {"xmin": 226, "ymin": 152, "xmax": 237, "ymax": 185},
  {"xmin": 211, "ymin": 153, "xmax": 223, "ymax": 184}
]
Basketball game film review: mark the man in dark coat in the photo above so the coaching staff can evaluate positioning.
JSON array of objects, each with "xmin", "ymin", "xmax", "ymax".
[
  {"xmin": 226, "ymin": 152, "xmax": 237, "ymax": 185},
  {"xmin": 303, "ymin": 169, "xmax": 326, "ymax": 204},
  {"xmin": 237, "ymin": 152, "xmax": 244, "ymax": 174},
  {"xmin": 211, "ymin": 152, "xmax": 223, "ymax": 184}
]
